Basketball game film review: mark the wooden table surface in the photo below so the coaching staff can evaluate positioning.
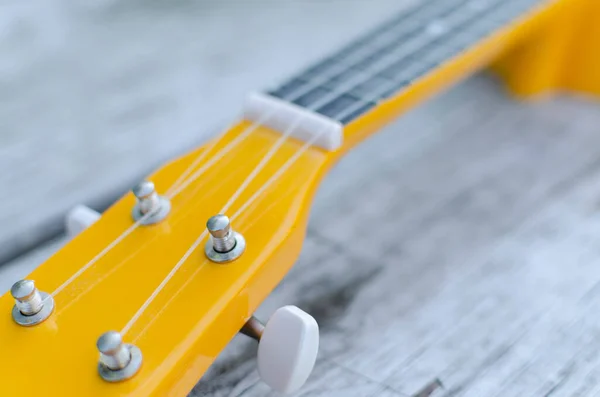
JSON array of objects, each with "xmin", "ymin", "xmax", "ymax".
[
  {"xmin": 3, "ymin": 1, "xmax": 600, "ymax": 396},
  {"xmin": 0, "ymin": 0, "xmax": 404, "ymax": 264}
]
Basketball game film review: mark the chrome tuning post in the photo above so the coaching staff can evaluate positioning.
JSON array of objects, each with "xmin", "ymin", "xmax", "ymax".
[
  {"xmin": 205, "ymin": 214, "xmax": 246, "ymax": 263},
  {"xmin": 10, "ymin": 280, "xmax": 54, "ymax": 326},
  {"xmin": 97, "ymin": 331, "xmax": 142, "ymax": 382},
  {"xmin": 131, "ymin": 180, "xmax": 171, "ymax": 225}
]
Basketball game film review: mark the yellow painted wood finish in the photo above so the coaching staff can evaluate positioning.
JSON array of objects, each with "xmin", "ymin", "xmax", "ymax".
[
  {"xmin": 492, "ymin": 0, "xmax": 600, "ymax": 98},
  {"xmin": 0, "ymin": 0, "xmax": 595, "ymax": 396}
]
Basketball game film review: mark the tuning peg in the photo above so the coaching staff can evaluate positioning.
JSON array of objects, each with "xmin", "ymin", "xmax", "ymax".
[
  {"xmin": 10, "ymin": 280, "xmax": 54, "ymax": 326},
  {"xmin": 96, "ymin": 331, "xmax": 142, "ymax": 382},
  {"xmin": 240, "ymin": 316, "xmax": 265, "ymax": 341},
  {"xmin": 65, "ymin": 205, "xmax": 101, "ymax": 236},
  {"xmin": 131, "ymin": 180, "xmax": 171, "ymax": 225},
  {"xmin": 205, "ymin": 214, "xmax": 246, "ymax": 263},
  {"xmin": 241, "ymin": 306, "xmax": 319, "ymax": 394}
]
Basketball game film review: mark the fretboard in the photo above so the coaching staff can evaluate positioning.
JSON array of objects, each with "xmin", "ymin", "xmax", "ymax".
[{"xmin": 266, "ymin": 0, "xmax": 544, "ymax": 125}]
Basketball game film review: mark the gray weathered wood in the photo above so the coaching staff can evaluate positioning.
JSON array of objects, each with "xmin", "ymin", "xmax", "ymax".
[
  {"xmin": 4, "ymin": 1, "xmax": 600, "ymax": 396},
  {"xmin": 0, "ymin": 0, "xmax": 410, "ymax": 264},
  {"xmin": 6, "ymin": 74, "xmax": 600, "ymax": 396}
]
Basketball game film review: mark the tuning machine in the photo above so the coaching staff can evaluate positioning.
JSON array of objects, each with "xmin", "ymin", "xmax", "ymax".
[
  {"xmin": 96, "ymin": 331, "xmax": 142, "ymax": 382},
  {"xmin": 205, "ymin": 214, "xmax": 246, "ymax": 263},
  {"xmin": 240, "ymin": 306, "xmax": 319, "ymax": 394},
  {"xmin": 10, "ymin": 280, "xmax": 54, "ymax": 326},
  {"xmin": 132, "ymin": 180, "xmax": 171, "ymax": 224}
]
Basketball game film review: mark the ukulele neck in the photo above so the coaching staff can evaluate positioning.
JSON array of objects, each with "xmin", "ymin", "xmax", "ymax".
[{"xmin": 246, "ymin": 0, "xmax": 552, "ymax": 156}]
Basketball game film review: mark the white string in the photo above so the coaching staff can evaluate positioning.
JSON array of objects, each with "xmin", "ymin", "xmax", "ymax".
[
  {"xmin": 164, "ymin": 113, "xmax": 276, "ymax": 198},
  {"xmin": 231, "ymin": 129, "xmax": 325, "ymax": 221},
  {"xmin": 49, "ymin": 117, "xmax": 270, "ymax": 299},
  {"xmin": 166, "ymin": 115, "xmax": 276, "ymax": 200},
  {"xmin": 191, "ymin": 9, "xmax": 467, "ymax": 213},
  {"xmin": 120, "ymin": 227, "xmax": 208, "ymax": 336},
  {"xmin": 128, "ymin": 258, "xmax": 209, "ymax": 341},
  {"xmin": 130, "ymin": 186, "xmax": 293, "ymax": 343},
  {"xmin": 50, "ymin": 17, "xmax": 385, "ymax": 299},
  {"xmin": 117, "ymin": 5, "xmax": 472, "ymax": 333},
  {"xmin": 159, "ymin": 0, "xmax": 447, "ymax": 197},
  {"xmin": 52, "ymin": 0, "xmax": 467, "ymax": 307},
  {"xmin": 57, "ymin": 164, "xmax": 244, "ymax": 313},
  {"xmin": 121, "ymin": 124, "xmax": 302, "ymax": 335},
  {"xmin": 165, "ymin": 0, "xmax": 470, "ymax": 203},
  {"xmin": 164, "ymin": 0, "xmax": 492, "ymax": 223},
  {"xmin": 120, "ymin": 122, "xmax": 329, "ymax": 336},
  {"xmin": 219, "ymin": 116, "xmax": 304, "ymax": 215},
  {"xmin": 46, "ymin": 113, "xmax": 276, "ymax": 296},
  {"xmin": 164, "ymin": 119, "xmax": 240, "ymax": 196},
  {"xmin": 50, "ymin": 212, "xmax": 152, "ymax": 298},
  {"xmin": 47, "ymin": 116, "xmax": 267, "ymax": 300}
]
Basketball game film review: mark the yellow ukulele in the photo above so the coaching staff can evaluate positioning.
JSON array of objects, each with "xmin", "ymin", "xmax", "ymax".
[{"xmin": 1, "ymin": 0, "xmax": 599, "ymax": 395}]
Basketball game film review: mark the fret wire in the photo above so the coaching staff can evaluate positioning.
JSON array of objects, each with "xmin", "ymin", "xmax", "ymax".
[
  {"xmin": 266, "ymin": 19, "xmax": 435, "ymax": 111},
  {"xmin": 420, "ymin": 41, "xmax": 460, "ymax": 65},
  {"xmin": 338, "ymin": 0, "xmax": 474, "ymax": 57},
  {"xmin": 382, "ymin": 0, "xmax": 518, "ymax": 87},
  {"xmin": 459, "ymin": 0, "xmax": 540, "ymax": 48},
  {"xmin": 284, "ymin": 0, "xmax": 471, "ymax": 89},
  {"xmin": 335, "ymin": 0, "xmax": 543, "ymax": 121},
  {"xmin": 304, "ymin": 0, "xmax": 506, "ymax": 103},
  {"xmin": 413, "ymin": 0, "xmax": 537, "ymax": 83},
  {"xmin": 346, "ymin": 0, "xmax": 437, "ymax": 46},
  {"xmin": 429, "ymin": 4, "xmax": 499, "ymax": 53},
  {"xmin": 365, "ymin": 0, "xmax": 467, "ymax": 47},
  {"xmin": 343, "ymin": 0, "xmax": 435, "ymax": 51},
  {"xmin": 339, "ymin": 0, "xmax": 471, "ymax": 65},
  {"xmin": 268, "ymin": 0, "xmax": 473, "ymax": 107},
  {"xmin": 450, "ymin": 0, "xmax": 536, "ymax": 49},
  {"xmin": 293, "ymin": 0, "xmax": 478, "ymax": 107},
  {"xmin": 341, "ymin": 75, "xmax": 398, "ymax": 99},
  {"xmin": 269, "ymin": 0, "xmax": 544, "ymax": 124},
  {"xmin": 298, "ymin": 1, "xmax": 481, "ymax": 104},
  {"xmin": 364, "ymin": 0, "xmax": 535, "ymax": 94},
  {"xmin": 299, "ymin": 46, "xmax": 429, "ymax": 107},
  {"xmin": 296, "ymin": 0, "xmax": 465, "ymax": 76},
  {"xmin": 314, "ymin": 0, "xmax": 524, "ymax": 122}
]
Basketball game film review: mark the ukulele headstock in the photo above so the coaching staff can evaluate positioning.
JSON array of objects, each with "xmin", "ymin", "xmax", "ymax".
[
  {"xmin": 0, "ymin": 121, "xmax": 328, "ymax": 396},
  {"xmin": 0, "ymin": 0, "xmax": 579, "ymax": 393}
]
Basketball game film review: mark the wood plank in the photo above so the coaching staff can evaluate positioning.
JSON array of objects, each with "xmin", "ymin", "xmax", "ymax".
[
  {"xmin": 192, "ymin": 75, "xmax": 600, "ymax": 396},
  {"xmin": 0, "ymin": 0, "xmax": 410, "ymax": 264},
  {"xmin": 4, "ymin": 56, "xmax": 600, "ymax": 397},
  {"xmin": 5, "ymin": 74, "xmax": 600, "ymax": 396}
]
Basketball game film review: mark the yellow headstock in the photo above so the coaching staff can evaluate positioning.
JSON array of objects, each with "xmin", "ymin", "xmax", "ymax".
[
  {"xmin": 1, "ymin": 0, "xmax": 594, "ymax": 394},
  {"xmin": 0, "ymin": 121, "xmax": 331, "ymax": 396}
]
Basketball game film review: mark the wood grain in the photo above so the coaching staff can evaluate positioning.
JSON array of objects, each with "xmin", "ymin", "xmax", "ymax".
[
  {"xmin": 3, "ymin": 1, "xmax": 600, "ymax": 395},
  {"xmin": 6, "ymin": 74, "xmax": 600, "ymax": 396},
  {"xmin": 190, "ymin": 75, "xmax": 600, "ymax": 396},
  {"xmin": 0, "ymin": 0, "xmax": 409, "ymax": 264}
]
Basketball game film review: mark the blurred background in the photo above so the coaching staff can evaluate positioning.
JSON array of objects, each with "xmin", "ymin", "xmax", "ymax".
[
  {"xmin": 5, "ymin": 1, "xmax": 600, "ymax": 396},
  {"xmin": 0, "ymin": 0, "xmax": 405, "ymax": 266}
]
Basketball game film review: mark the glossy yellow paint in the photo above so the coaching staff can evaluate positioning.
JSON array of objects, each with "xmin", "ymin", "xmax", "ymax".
[
  {"xmin": 0, "ymin": 123, "xmax": 331, "ymax": 396},
  {"xmin": 0, "ymin": 0, "xmax": 593, "ymax": 396},
  {"xmin": 345, "ymin": 0, "xmax": 567, "ymax": 149},
  {"xmin": 492, "ymin": 0, "xmax": 600, "ymax": 98}
]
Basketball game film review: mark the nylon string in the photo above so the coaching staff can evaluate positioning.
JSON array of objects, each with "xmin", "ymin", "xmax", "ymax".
[
  {"xmin": 118, "ymin": 7, "xmax": 470, "ymax": 333},
  {"xmin": 50, "ymin": 1, "xmax": 466, "ymax": 318}
]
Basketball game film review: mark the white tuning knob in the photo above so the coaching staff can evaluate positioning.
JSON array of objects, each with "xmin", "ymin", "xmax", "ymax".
[
  {"xmin": 65, "ymin": 205, "xmax": 101, "ymax": 236},
  {"xmin": 257, "ymin": 306, "xmax": 319, "ymax": 394}
]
